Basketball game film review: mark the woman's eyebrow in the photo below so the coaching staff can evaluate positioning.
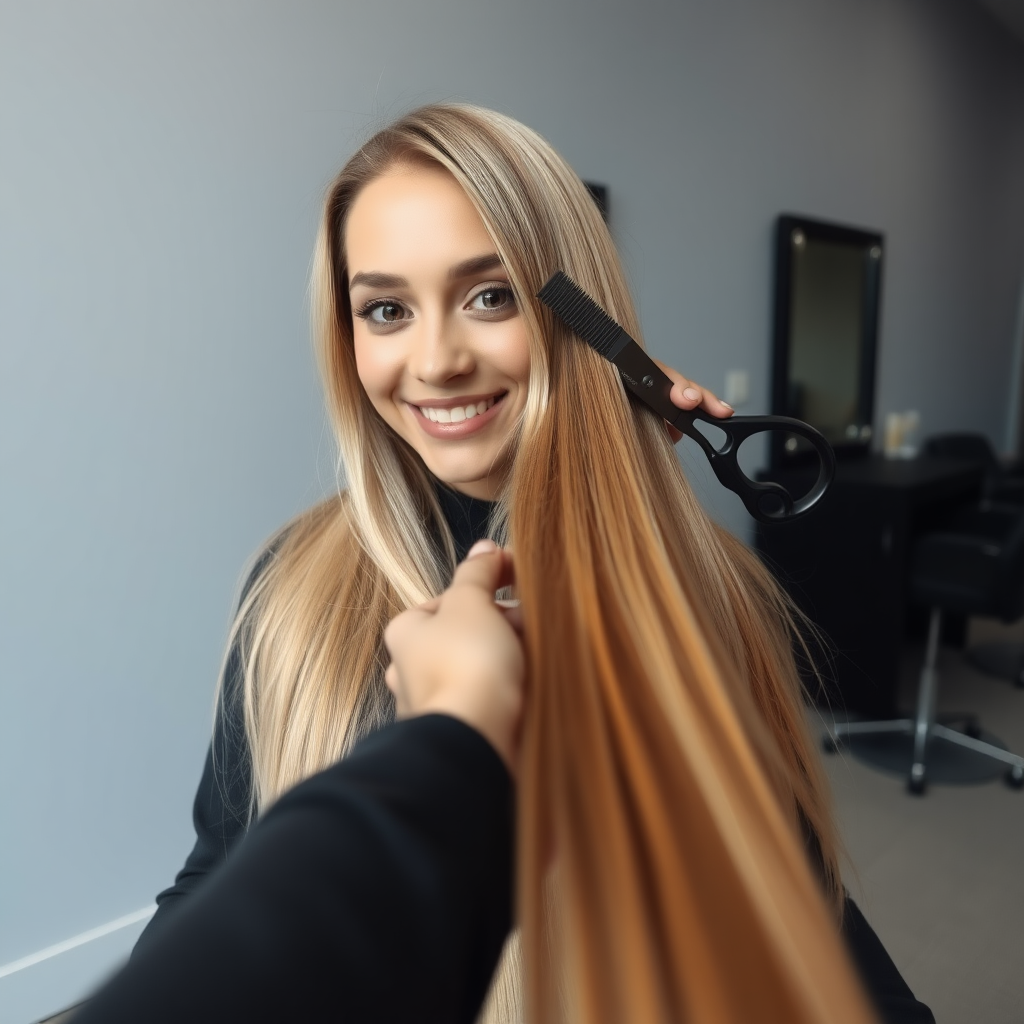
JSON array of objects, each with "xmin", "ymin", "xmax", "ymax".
[
  {"xmin": 447, "ymin": 253, "xmax": 503, "ymax": 280},
  {"xmin": 349, "ymin": 270, "xmax": 407, "ymax": 290}
]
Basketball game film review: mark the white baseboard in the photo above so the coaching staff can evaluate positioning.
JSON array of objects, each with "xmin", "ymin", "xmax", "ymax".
[{"xmin": 0, "ymin": 907, "xmax": 155, "ymax": 1024}]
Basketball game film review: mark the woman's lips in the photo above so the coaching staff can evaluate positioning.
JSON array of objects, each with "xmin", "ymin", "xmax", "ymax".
[{"xmin": 409, "ymin": 392, "xmax": 508, "ymax": 439}]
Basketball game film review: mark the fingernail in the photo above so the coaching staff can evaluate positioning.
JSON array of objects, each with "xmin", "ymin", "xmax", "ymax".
[
  {"xmin": 683, "ymin": 387, "xmax": 700, "ymax": 402},
  {"xmin": 467, "ymin": 539, "xmax": 498, "ymax": 558},
  {"xmin": 720, "ymin": 401, "xmax": 733, "ymax": 411}
]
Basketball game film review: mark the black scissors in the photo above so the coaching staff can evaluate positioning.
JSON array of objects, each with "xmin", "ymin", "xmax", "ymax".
[{"xmin": 537, "ymin": 271, "xmax": 835, "ymax": 524}]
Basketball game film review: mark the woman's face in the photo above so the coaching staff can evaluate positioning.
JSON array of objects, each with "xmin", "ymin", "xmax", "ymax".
[{"xmin": 346, "ymin": 162, "xmax": 530, "ymax": 501}]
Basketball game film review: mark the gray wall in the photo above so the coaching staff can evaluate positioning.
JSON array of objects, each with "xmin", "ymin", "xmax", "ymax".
[{"xmin": 3, "ymin": 0, "xmax": 1024, "ymax": 1019}]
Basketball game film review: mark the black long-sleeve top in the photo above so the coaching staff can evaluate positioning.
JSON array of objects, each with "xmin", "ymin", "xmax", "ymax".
[
  {"xmin": 134, "ymin": 484, "xmax": 495, "ymax": 954},
  {"xmin": 135, "ymin": 484, "xmax": 934, "ymax": 1023}
]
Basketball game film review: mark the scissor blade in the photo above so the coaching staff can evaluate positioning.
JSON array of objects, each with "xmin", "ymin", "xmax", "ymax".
[{"xmin": 607, "ymin": 339, "xmax": 680, "ymax": 424}]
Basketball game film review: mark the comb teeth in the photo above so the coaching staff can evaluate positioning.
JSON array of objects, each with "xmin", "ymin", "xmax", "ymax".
[{"xmin": 537, "ymin": 271, "xmax": 625, "ymax": 359}]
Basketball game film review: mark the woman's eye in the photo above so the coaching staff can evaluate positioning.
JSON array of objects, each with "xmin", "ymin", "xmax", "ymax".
[
  {"xmin": 369, "ymin": 302, "xmax": 406, "ymax": 323},
  {"xmin": 355, "ymin": 300, "xmax": 410, "ymax": 327},
  {"xmin": 469, "ymin": 287, "xmax": 515, "ymax": 313}
]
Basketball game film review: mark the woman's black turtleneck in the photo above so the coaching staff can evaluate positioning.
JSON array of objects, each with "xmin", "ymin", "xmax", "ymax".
[
  {"xmin": 133, "ymin": 483, "xmax": 495, "ymax": 955},
  {"xmin": 432, "ymin": 483, "xmax": 496, "ymax": 563}
]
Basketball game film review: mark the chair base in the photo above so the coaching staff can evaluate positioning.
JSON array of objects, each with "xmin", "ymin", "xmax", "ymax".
[
  {"xmin": 967, "ymin": 641, "xmax": 1024, "ymax": 687},
  {"xmin": 821, "ymin": 608, "xmax": 1024, "ymax": 795},
  {"xmin": 825, "ymin": 719, "xmax": 1024, "ymax": 795}
]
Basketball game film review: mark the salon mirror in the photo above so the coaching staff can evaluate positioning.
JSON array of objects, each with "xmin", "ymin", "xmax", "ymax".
[{"xmin": 769, "ymin": 214, "xmax": 883, "ymax": 469}]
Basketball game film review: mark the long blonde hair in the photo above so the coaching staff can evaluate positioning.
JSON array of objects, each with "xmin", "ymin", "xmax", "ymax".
[{"xmin": 228, "ymin": 103, "xmax": 874, "ymax": 1023}]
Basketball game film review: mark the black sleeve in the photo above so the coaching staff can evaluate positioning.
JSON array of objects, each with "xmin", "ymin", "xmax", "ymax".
[
  {"xmin": 133, "ymin": 550, "xmax": 274, "ymax": 955},
  {"xmin": 842, "ymin": 895, "xmax": 935, "ymax": 1024},
  {"xmin": 75, "ymin": 715, "xmax": 515, "ymax": 1024},
  {"xmin": 132, "ymin": 643, "xmax": 252, "ymax": 954}
]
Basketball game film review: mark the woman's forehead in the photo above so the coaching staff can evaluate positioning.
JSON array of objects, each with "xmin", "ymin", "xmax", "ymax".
[{"xmin": 345, "ymin": 164, "xmax": 494, "ymax": 279}]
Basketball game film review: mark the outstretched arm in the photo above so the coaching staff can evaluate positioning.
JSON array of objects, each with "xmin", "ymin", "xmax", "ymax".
[
  {"xmin": 75, "ymin": 544, "xmax": 525, "ymax": 1024},
  {"xmin": 76, "ymin": 716, "xmax": 514, "ymax": 1024}
]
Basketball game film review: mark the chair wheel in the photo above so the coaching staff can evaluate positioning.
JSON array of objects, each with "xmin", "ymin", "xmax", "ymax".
[
  {"xmin": 1006, "ymin": 765, "xmax": 1024, "ymax": 790},
  {"xmin": 908, "ymin": 764, "xmax": 927, "ymax": 796},
  {"xmin": 822, "ymin": 734, "xmax": 842, "ymax": 754}
]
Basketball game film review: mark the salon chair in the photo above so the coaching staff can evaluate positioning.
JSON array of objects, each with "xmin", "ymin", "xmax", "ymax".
[
  {"xmin": 823, "ymin": 503, "xmax": 1024, "ymax": 795},
  {"xmin": 923, "ymin": 435, "xmax": 1024, "ymax": 687},
  {"xmin": 922, "ymin": 433, "xmax": 1024, "ymax": 506}
]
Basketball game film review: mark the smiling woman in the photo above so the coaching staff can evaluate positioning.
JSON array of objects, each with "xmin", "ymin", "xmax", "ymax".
[
  {"xmin": 347, "ymin": 163, "xmax": 530, "ymax": 499},
  {"xmin": 130, "ymin": 103, "xmax": 929, "ymax": 1024}
]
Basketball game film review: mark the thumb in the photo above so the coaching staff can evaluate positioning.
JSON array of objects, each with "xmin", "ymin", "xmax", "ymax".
[{"xmin": 450, "ymin": 542, "xmax": 514, "ymax": 595}]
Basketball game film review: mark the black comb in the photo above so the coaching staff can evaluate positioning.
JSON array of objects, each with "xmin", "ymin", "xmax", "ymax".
[
  {"xmin": 537, "ymin": 272, "xmax": 630, "ymax": 360},
  {"xmin": 536, "ymin": 270, "xmax": 835, "ymax": 523}
]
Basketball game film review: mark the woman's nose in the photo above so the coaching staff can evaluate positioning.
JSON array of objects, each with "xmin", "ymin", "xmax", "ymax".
[{"xmin": 407, "ymin": 315, "xmax": 475, "ymax": 384}]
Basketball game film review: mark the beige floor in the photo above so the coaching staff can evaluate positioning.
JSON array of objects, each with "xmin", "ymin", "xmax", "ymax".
[{"xmin": 821, "ymin": 616, "xmax": 1024, "ymax": 1024}]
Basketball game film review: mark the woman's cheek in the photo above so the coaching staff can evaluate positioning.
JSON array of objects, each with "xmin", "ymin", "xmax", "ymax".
[
  {"xmin": 354, "ymin": 336, "xmax": 395, "ymax": 403},
  {"xmin": 488, "ymin": 320, "xmax": 531, "ymax": 386}
]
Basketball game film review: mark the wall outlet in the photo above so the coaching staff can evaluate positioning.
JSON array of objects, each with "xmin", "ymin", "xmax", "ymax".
[{"xmin": 724, "ymin": 370, "xmax": 749, "ymax": 406}]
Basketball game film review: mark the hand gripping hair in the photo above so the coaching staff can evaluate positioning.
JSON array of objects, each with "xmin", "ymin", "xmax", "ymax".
[{"xmin": 228, "ymin": 104, "xmax": 877, "ymax": 1023}]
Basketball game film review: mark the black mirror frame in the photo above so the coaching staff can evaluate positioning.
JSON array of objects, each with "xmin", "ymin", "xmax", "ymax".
[{"xmin": 770, "ymin": 214, "xmax": 884, "ymax": 470}]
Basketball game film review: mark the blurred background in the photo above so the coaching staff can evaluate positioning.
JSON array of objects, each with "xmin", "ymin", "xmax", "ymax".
[{"xmin": 2, "ymin": 1, "xmax": 1023, "ymax": 1020}]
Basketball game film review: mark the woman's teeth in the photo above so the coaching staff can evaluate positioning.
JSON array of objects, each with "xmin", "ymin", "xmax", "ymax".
[{"xmin": 420, "ymin": 396, "xmax": 497, "ymax": 423}]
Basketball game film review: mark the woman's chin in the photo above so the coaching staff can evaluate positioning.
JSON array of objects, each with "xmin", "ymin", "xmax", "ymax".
[{"xmin": 425, "ymin": 460, "xmax": 504, "ymax": 501}]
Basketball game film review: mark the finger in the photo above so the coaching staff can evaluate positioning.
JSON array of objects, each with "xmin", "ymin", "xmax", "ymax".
[
  {"xmin": 451, "ymin": 546, "xmax": 516, "ymax": 595},
  {"xmin": 652, "ymin": 360, "xmax": 694, "ymax": 437},
  {"xmin": 464, "ymin": 539, "xmax": 515, "ymax": 588},
  {"xmin": 383, "ymin": 605, "xmax": 430, "ymax": 658},
  {"xmin": 384, "ymin": 663, "xmax": 410, "ymax": 717},
  {"xmin": 670, "ymin": 379, "xmax": 734, "ymax": 418},
  {"xmin": 499, "ymin": 604, "xmax": 524, "ymax": 634},
  {"xmin": 652, "ymin": 358, "xmax": 734, "ymax": 419},
  {"xmin": 384, "ymin": 662, "xmax": 415, "ymax": 718}
]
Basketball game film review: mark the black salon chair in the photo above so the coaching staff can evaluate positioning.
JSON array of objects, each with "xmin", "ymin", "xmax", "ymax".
[
  {"xmin": 824, "ymin": 504, "xmax": 1024, "ymax": 795},
  {"xmin": 922, "ymin": 433, "xmax": 1024, "ymax": 506},
  {"xmin": 923, "ymin": 435, "xmax": 1024, "ymax": 687}
]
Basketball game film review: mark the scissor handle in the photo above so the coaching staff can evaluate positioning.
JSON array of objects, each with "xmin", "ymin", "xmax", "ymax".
[{"xmin": 673, "ymin": 409, "xmax": 836, "ymax": 523}]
